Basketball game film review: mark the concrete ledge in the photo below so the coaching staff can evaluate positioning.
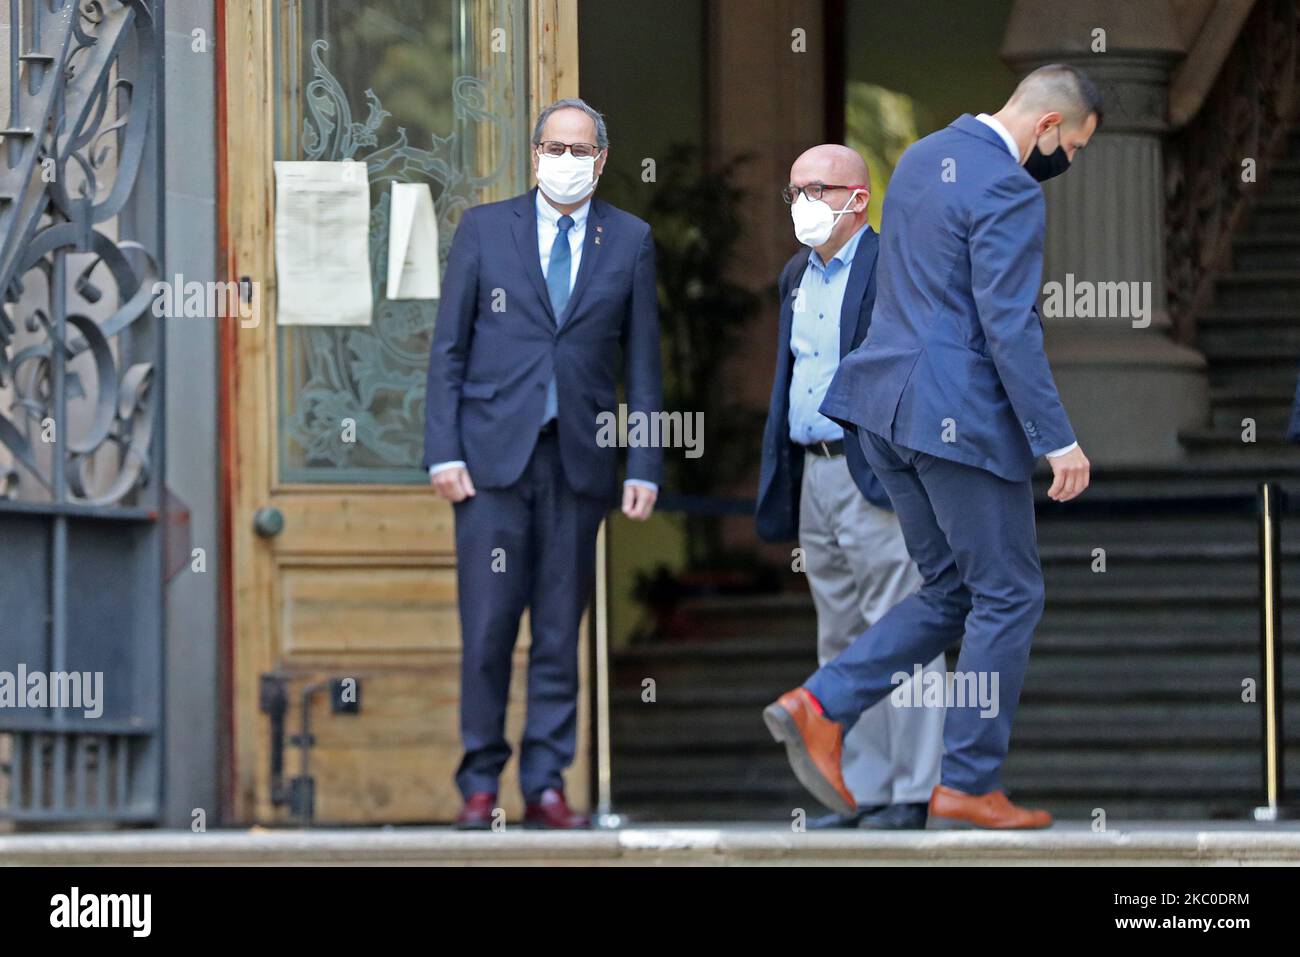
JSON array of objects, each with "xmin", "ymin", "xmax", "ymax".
[{"xmin": 3, "ymin": 825, "xmax": 1300, "ymax": 866}]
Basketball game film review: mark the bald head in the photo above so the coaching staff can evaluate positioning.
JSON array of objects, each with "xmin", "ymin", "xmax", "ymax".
[
  {"xmin": 785, "ymin": 143, "xmax": 872, "ymax": 256},
  {"xmin": 790, "ymin": 144, "xmax": 871, "ymax": 194}
]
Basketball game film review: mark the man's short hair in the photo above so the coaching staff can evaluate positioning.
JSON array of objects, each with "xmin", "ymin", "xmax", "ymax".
[
  {"xmin": 532, "ymin": 97, "xmax": 609, "ymax": 149},
  {"xmin": 1009, "ymin": 64, "xmax": 1104, "ymax": 129}
]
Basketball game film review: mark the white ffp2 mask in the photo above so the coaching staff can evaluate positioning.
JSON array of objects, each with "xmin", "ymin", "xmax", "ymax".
[
  {"xmin": 791, "ymin": 191, "xmax": 862, "ymax": 247},
  {"xmin": 536, "ymin": 152, "xmax": 597, "ymax": 205}
]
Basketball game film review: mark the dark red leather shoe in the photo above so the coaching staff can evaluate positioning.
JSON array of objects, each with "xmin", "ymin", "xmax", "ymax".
[
  {"xmin": 523, "ymin": 788, "xmax": 590, "ymax": 829},
  {"xmin": 455, "ymin": 792, "xmax": 498, "ymax": 830}
]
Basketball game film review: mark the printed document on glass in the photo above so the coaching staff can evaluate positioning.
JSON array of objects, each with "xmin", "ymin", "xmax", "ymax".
[
  {"xmin": 386, "ymin": 182, "xmax": 441, "ymax": 300},
  {"xmin": 274, "ymin": 160, "xmax": 373, "ymax": 325}
]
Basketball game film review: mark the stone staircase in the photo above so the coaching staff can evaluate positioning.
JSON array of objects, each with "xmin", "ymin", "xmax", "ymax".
[
  {"xmin": 1179, "ymin": 130, "xmax": 1300, "ymax": 460},
  {"xmin": 610, "ymin": 479, "xmax": 1300, "ymax": 823},
  {"xmin": 608, "ymin": 126, "xmax": 1300, "ymax": 825}
]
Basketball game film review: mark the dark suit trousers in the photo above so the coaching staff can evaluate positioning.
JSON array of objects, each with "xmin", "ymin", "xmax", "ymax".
[
  {"xmin": 452, "ymin": 429, "xmax": 606, "ymax": 800},
  {"xmin": 804, "ymin": 428, "xmax": 1045, "ymax": 795}
]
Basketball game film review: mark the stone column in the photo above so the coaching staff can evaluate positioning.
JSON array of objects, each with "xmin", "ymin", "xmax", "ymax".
[
  {"xmin": 708, "ymin": 0, "xmax": 826, "ymax": 413},
  {"xmin": 1001, "ymin": 0, "xmax": 1207, "ymax": 465}
]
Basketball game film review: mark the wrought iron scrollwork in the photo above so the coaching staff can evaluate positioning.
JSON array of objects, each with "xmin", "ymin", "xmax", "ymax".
[
  {"xmin": 1165, "ymin": 0, "xmax": 1300, "ymax": 340},
  {"xmin": 0, "ymin": 0, "xmax": 158, "ymax": 506}
]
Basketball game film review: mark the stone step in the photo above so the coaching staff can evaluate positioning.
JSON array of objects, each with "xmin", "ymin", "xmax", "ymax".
[
  {"xmin": 5, "ymin": 827, "xmax": 1300, "ymax": 865},
  {"xmin": 1267, "ymin": 160, "xmax": 1300, "ymax": 194},
  {"xmin": 611, "ymin": 799, "xmax": 1278, "ymax": 823},
  {"xmin": 1208, "ymin": 362, "xmax": 1300, "ymax": 396},
  {"xmin": 1232, "ymin": 233, "xmax": 1300, "ymax": 269},
  {"xmin": 612, "ymin": 749, "xmax": 1300, "ymax": 803},
  {"xmin": 1196, "ymin": 336, "xmax": 1300, "ymax": 367},
  {"xmin": 612, "ymin": 659, "xmax": 1300, "ymax": 705},
  {"xmin": 1209, "ymin": 402, "xmax": 1291, "ymax": 432},
  {"xmin": 1179, "ymin": 426, "xmax": 1299, "ymax": 455},
  {"xmin": 612, "ymin": 630, "xmax": 1300, "ymax": 687},
  {"xmin": 1246, "ymin": 197, "xmax": 1300, "ymax": 233},
  {"xmin": 1211, "ymin": 271, "xmax": 1300, "ymax": 311},
  {"xmin": 1197, "ymin": 322, "xmax": 1300, "ymax": 356},
  {"xmin": 611, "ymin": 701, "xmax": 1299, "ymax": 751}
]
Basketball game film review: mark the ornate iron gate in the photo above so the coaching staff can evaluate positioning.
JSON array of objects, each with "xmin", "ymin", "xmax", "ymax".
[{"xmin": 0, "ymin": 0, "xmax": 164, "ymax": 823}]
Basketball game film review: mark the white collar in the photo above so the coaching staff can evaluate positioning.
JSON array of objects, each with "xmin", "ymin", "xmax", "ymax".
[
  {"xmin": 535, "ymin": 189, "xmax": 591, "ymax": 228},
  {"xmin": 975, "ymin": 113, "xmax": 1021, "ymax": 163}
]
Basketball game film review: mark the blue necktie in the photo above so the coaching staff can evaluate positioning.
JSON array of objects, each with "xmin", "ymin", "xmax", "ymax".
[{"xmin": 542, "ymin": 214, "xmax": 574, "ymax": 424}]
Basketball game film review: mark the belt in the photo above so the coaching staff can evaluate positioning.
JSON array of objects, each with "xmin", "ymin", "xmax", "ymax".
[{"xmin": 799, "ymin": 439, "xmax": 844, "ymax": 457}]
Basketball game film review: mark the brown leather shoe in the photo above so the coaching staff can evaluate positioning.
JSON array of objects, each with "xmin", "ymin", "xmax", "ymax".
[
  {"xmin": 524, "ymin": 788, "xmax": 590, "ymax": 829},
  {"xmin": 926, "ymin": 785, "xmax": 1053, "ymax": 829},
  {"xmin": 763, "ymin": 688, "xmax": 856, "ymax": 817},
  {"xmin": 455, "ymin": 792, "xmax": 498, "ymax": 830}
]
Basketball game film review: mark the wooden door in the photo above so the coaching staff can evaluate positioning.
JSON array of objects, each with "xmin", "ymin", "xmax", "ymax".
[{"xmin": 219, "ymin": 0, "xmax": 586, "ymax": 824}]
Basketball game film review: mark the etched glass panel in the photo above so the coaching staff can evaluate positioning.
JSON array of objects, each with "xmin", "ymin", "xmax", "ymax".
[{"xmin": 272, "ymin": 0, "xmax": 528, "ymax": 482}]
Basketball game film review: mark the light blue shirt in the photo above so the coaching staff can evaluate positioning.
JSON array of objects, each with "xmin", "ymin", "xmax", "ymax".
[
  {"xmin": 787, "ymin": 224, "xmax": 870, "ymax": 445},
  {"xmin": 537, "ymin": 190, "xmax": 588, "ymax": 426},
  {"xmin": 535, "ymin": 187, "xmax": 588, "ymax": 297}
]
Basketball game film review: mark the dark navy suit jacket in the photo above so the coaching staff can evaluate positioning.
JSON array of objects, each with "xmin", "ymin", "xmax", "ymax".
[
  {"xmin": 755, "ymin": 227, "xmax": 892, "ymax": 544},
  {"xmin": 423, "ymin": 188, "xmax": 663, "ymax": 499},
  {"xmin": 820, "ymin": 114, "xmax": 1075, "ymax": 482}
]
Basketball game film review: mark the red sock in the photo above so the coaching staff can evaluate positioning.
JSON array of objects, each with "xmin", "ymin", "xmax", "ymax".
[{"xmin": 804, "ymin": 689, "xmax": 825, "ymax": 715}]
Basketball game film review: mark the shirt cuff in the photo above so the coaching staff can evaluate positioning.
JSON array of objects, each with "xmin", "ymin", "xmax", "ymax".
[
  {"xmin": 429, "ymin": 460, "xmax": 466, "ymax": 476},
  {"xmin": 1045, "ymin": 442, "xmax": 1078, "ymax": 458},
  {"xmin": 624, "ymin": 479, "xmax": 658, "ymax": 493}
]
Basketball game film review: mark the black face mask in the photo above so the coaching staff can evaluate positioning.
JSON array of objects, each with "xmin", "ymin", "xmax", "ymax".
[{"xmin": 1025, "ymin": 126, "xmax": 1070, "ymax": 182}]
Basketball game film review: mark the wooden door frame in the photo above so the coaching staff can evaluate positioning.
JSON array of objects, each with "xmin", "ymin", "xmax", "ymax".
[{"xmin": 215, "ymin": 0, "xmax": 581, "ymax": 824}]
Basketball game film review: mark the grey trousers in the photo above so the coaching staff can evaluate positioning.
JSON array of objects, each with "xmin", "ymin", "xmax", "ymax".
[{"xmin": 798, "ymin": 450, "xmax": 946, "ymax": 806}]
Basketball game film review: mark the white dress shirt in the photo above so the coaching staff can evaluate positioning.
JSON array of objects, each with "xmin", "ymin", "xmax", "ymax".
[
  {"xmin": 973, "ymin": 113, "xmax": 1078, "ymax": 461},
  {"xmin": 430, "ymin": 191, "xmax": 658, "ymax": 492}
]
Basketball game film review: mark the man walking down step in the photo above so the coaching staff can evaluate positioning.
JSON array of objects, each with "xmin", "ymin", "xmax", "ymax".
[
  {"xmin": 763, "ymin": 65, "xmax": 1101, "ymax": 829},
  {"xmin": 757, "ymin": 144, "xmax": 945, "ymax": 829}
]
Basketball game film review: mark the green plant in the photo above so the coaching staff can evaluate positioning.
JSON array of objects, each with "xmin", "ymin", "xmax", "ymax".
[{"xmin": 639, "ymin": 144, "xmax": 763, "ymax": 562}]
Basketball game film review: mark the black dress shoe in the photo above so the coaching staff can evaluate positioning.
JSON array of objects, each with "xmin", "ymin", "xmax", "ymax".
[
  {"xmin": 808, "ymin": 805, "xmax": 885, "ymax": 829},
  {"xmin": 858, "ymin": 802, "xmax": 929, "ymax": 830}
]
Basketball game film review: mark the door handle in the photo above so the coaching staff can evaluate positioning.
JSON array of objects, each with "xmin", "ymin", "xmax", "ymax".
[{"xmin": 253, "ymin": 506, "xmax": 284, "ymax": 538}]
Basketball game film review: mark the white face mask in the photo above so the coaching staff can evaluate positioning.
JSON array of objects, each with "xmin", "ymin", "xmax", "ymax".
[
  {"xmin": 536, "ymin": 151, "xmax": 598, "ymax": 205},
  {"xmin": 791, "ymin": 191, "xmax": 862, "ymax": 247}
]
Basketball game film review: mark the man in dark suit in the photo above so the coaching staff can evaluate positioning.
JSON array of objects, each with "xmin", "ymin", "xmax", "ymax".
[
  {"xmin": 424, "ymin": 98, "xmax": 662, "ymax": 829},
  {"xmin": 764, "ymin": 65, "xmax": 1101, "ymax": 829},
  {"xmin": 756, "ymin": 145, "xmax": 944, "ymax": 830}
]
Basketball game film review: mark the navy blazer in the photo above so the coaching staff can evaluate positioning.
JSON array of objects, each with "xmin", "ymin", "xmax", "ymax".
[
  {"xmin": 755, "ymin": 227, "xmax": 892, "ymax": 544},
  {"xmin": 423, "ymin": 189, "xmax": 663, "ymax": 499},
  {"xmin": 820, "ymin": 115, "xmax": 1075, "ymax": 482}
]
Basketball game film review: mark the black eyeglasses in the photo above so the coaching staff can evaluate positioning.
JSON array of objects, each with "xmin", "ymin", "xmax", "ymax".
[
  {"xmin": 536, "ymin": 141, "xmax": 604, "ymax": 159},
  {"xmin": 782, "ymin": 182, "xmax": 869, "ymax": 203}
]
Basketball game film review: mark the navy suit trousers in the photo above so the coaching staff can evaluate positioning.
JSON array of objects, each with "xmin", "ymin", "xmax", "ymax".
[
  {"xmin": 804, "ymin": 428, "xmax": 1045, "ymax": 795},
  {"xmin": 452, "ymin": 430, "xmax": 606, "ymax": 800}
]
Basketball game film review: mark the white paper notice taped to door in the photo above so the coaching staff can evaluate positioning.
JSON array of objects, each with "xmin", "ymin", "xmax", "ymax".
[
  {"xmin": 386, "ymin": 182, "xmax": 440, "ymax": 300},
  {"xmin": 274, "ymin": 160, "xmax": 373, "ymax": 326}
]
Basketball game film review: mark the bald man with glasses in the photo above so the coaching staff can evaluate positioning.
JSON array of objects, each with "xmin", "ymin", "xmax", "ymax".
[{"xmin": 757, "ymin": 144, "xmax": 945, "ymax": 830}]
